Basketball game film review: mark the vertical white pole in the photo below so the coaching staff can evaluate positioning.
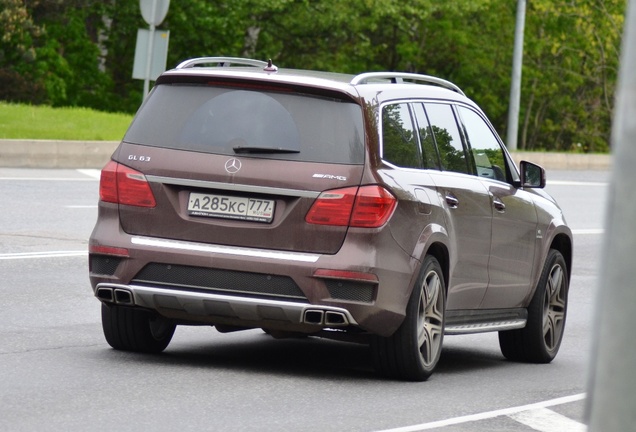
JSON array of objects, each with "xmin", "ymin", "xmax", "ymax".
[
  {"xmin": 143, "ymin": 0, "xmax": 158, "ymax": 98},
  {"xmin": 506, "ymin": 0, "xmax": 526, "ymax": 151},
  {"xmin": 586, "ymin": 1, "xmax": 636, "ymax": 430}
]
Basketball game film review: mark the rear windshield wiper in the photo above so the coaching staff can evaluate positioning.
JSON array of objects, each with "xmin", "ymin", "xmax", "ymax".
[{"xmin": 233, "ymin": 146, "xmax": 300, "ymax": 154}]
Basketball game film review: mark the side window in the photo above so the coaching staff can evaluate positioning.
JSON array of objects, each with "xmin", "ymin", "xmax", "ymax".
[
  {"xmin": 458, "ymin": 106, "xmax": 508, "ymax": 182},
  {"xmin": 381, "ymin": 103, "xmax": 422, "ymax": 169},
  {"xmin": 412, "ymin": 103, "xmax": 441, "ymax": 170},
  {"xmin": 424, "ymin": 103, "xmax": 470, "ymax": 175}
]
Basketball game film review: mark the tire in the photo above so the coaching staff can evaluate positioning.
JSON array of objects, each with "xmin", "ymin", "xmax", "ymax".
[
  {"xmin": 499, "ymin": 249, "xmax": 568, "ymax": 363},
  {"xmin": 371, "ymin": 255, "xmax": 446, "ymax": 381},
  {"xmin": 101, "ymin": 303, "xmax": 176, "ymax": 353}
]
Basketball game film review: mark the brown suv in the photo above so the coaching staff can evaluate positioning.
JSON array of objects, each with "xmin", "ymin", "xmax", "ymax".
[{"xmin": 89, "ymin": 57, "xmax": 572, "ymax": 381}]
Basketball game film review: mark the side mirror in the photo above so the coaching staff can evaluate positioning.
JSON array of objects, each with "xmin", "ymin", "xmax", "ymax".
[{"xmin": 520, "ymin": 160, "xmax": 546, "ymax": 188}]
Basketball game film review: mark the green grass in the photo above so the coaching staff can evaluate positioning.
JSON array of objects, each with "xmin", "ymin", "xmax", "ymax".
[{"xmin": 0, "ymin": 102, "xmax": 133, "ymax": 140}]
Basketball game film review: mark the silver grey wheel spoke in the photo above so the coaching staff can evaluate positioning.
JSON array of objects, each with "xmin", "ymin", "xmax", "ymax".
[
  {"xmin": 543, "ymin": 264, "xmax": 566, "ymax": 348},
  {"xmin": 418, "ymin": 271, "xmax": 444, "ymax": 365},
  {"xmin": 417, "ymin": 288, "xmax": 428, "ymax": 348},
  {"xmin": 418, "ymin": 326, "xmax": 433, "ymax": 362}
]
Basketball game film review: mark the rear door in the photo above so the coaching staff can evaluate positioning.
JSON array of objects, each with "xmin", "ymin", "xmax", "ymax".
[
  {"xmin": 421, "ymin": 102, "xmax": 493, "ymax": 310},
  {"xmin": 115, "ymin": 82, "xmax": 366, "ymax": 255},
  {"xmin": 376, "ymin": 102, "xmax": 443, "ymax": 258}
]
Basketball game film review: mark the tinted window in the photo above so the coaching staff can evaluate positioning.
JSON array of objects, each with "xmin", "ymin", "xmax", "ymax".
[
  {"xmin": 381, "ymin": 103, "xmax": 421, "ymax": 169},
  {"xmin": 124, "ymin": 85, "xmax": 365, "ymax": 164},
  {"xmin": 425, "ymin": 103, "xmax": 470, "ymax": 175},
  {"xmin": 458, "ymin": 106, "xmax": 508, "ymax": 182},
  {"xmin": 412, "ymin": 103, "xmax": 441, "ymax": 170}
]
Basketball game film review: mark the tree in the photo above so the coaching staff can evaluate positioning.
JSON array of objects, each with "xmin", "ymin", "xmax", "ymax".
[
  {"xmin": 0, "ymin": 0, "xmax": 626, "ymax": 152},
  {"xmin": 519, "ymin": 0, "xmax": 624, "ymax": 152},
  {"xmin": 0, "ymin": 0, "xmax": 46, "ymax": 103}
]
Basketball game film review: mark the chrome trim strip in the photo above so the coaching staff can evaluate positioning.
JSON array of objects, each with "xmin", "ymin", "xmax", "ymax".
[
  {"xmin": 130, "ymin": 236, "xmax": 321, "ymax": 263},
  {"xmin": 444, "ymin": 319, "xmax": 527, "ymax": 335},
  {"xmin": 146, "ymin": 175, "xmax": 321, "ymax": 199}
]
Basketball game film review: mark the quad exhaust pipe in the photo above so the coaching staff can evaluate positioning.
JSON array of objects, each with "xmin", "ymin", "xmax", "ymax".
[
  {"xmin": 94, "ymin": 283, "xmax": 356, "ymax": 327},
  {"xmin": 303, "ymin": 309, "xmax": 349, "ymax": 326},
  {"xmin": 95, "ymin": 286, "xmax": 135, "ymax": 306}
]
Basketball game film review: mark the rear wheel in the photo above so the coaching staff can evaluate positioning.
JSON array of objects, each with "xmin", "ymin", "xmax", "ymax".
[
  {"xmin": 101, "ymin": 303, "xmax": 176, "ymax": 353},
  {"xmin": 499, "ymin": 249, "xmax": 568, "ymax": 363},
  {"xmin": 371, "ymin": 255, "xmax": 446, "ymax": 381}
]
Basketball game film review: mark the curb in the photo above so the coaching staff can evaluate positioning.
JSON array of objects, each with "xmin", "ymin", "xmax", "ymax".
[
  {"xmin": 0, "ymin": 139, "xmax": 612, "ymax": 170},
  {"xmin": 510, "ymin": 151, "xmax": 611, "ymax": 171},
  {"xmin": 0, "ymin": 140, "xmax": 120, "ymax": 169}
]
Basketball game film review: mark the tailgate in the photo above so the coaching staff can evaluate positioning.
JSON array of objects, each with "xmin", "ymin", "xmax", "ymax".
[{"xmin": 115, "ymin": 143, "xmax": 364, "ymax": 254}]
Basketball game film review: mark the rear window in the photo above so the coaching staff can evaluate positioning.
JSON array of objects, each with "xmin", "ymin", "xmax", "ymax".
[{"xmin": 124, "ymin": 84, "xmax": 365, "ymax": 164}]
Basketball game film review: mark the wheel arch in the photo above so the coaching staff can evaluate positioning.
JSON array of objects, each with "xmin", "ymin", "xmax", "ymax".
[
  {"xmin": 550, "ymin": 232, "xmax": 573, "ymax": 280},
  {"xmin": 425, "ymin": 241, "xmax": 450, "ymax": 297}
]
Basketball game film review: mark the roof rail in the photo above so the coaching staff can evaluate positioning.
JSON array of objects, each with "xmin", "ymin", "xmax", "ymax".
[
  {"xmin": 350, "ymin": 72, "xmax": 465, "ymax": 96},
  {"xmin": 176, "ymin": 57, "xmax": 269, "ymax": 69}
]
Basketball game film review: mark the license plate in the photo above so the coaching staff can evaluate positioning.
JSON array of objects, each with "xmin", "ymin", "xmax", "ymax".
[{"xmin": 188, "ymin": 192, "xmax": 275, "ymax": 223}]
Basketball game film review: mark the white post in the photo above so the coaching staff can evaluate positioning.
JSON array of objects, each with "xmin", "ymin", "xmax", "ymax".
[
  {"xmin": 143, "ymin": 0, "xmax": 158, "ymax": 98},
  {"xmin": 586, "ymin": 0, "xmax": 636, "ymax": 430},
  {"xmin": 506, "ymin": 0, "xmax": 526, "ymax": 151}
]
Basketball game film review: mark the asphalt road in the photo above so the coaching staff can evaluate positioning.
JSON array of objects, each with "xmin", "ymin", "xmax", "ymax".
[{"xmin": 0, "ymin": 167, "xmax": 608, "ymax": 432}]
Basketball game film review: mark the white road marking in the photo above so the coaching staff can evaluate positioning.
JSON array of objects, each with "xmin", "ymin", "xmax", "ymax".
[
  {"xmin": 77, "ymin": 169, "xmax": 102, "ymax": 179},
  {"xmin": 0, "ymin": 251, "xmax": 86, "ymax": 260},
  {"xmin": 0, "ymin": 169, "xmax": 101, "ymax": 181},
  {"xmin": 0, "ymin": 177, "xmax": 95, "ymax": 181},
  {"xmin": 547, "ymin": 180, "xmax": 607, "ymax": 186},
  {"xmin": 572, "ymin": 229, "xmax": 604, "ymax": 235},
  {"xmin": 374, "ymin": 393, "xmax": 586, "ymax": 432},
  {"xmin": 509, "ymin": 407, "xmax": 587, "ymax": 432}
]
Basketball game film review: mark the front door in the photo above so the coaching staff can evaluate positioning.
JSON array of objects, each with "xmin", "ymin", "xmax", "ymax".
[{"xmin": 456, "ymin": 106, "xmax": 538, "ymax": 308}]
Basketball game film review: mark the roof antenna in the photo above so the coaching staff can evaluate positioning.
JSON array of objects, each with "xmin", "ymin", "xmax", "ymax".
[{"xmin": 264, "ymin": 59, "xmax": 278, "ymax": 73}]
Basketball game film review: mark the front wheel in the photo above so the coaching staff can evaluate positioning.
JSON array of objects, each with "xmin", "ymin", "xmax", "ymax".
[
  {"xmin": 371, "ymin": 255, "xmax": 446, "ymax": 381},
  {"xmin": 101, "ymin": 304, "xmax": 176, "ymax": 353},
  {"xmin": 499, "ymin": 249, "xmax": 569, "ymax": 363}
]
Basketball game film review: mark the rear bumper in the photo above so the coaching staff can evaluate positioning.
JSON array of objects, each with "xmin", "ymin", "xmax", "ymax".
[
  {"xmin": 89, "ymin": 227, "xmax": 417, "ymax": 336},
  {"xmin": 95, "ymin": 282, "xmax": 358, "ymax": 331}
]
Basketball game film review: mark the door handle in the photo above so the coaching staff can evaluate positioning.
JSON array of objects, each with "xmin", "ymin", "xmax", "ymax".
[
  {"xmin": 493, "ymin": 198, "xmax": 506, "ymax": 212},
  {"xmin": 445, "ymin": 194, "xmax": 459, "ymax": 208}
]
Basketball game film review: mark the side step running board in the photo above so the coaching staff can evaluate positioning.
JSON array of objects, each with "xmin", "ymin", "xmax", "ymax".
[
  {"xmin": 445, "ymin": 319, "xmax": 526, "ymax": 335},
  {"xmin": 445, "ymin": 308, "xmax": 528, "ymax": 335}
]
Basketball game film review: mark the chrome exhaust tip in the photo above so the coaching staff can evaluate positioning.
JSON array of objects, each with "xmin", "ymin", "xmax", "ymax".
[
  {"xmin": 303, "ymin": 310, "xmax": 324, "ymax": 325},
  {"xmin": 114, "ymin": 288, "xmax": 134, "ymax": 305},
  {"xmin": 303, "ymin": 309, "xmax": 349, "ymax": 326},
  {"xmin": 325, "ymin": 311, "xmax": 348, "ymax": 326},
  {"xmin": 96, "ymin": 287, "xmax": 114, "ymax": 302}
]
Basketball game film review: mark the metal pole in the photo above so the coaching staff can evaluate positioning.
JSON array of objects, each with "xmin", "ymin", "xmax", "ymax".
[
  {"xmin": 506, "ymin": 0, "xmax": 526, "ymax": 151},
  {"xmin": 586, "ymin": 0, "xmax": 636, "ymax": 430},
  {"xmin": 143, "ymin": 0, "xmax": 157, "ymax": 98}
]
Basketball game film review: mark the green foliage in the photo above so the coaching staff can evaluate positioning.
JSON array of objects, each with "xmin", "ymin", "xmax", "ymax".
[
  {"xmin": 518, "ymin": 0, "xmax": 623, "ymax": 152},
  {"xmin": 0, "ymin": 102, "xmax": 132, "ymax": 140},
  {"xmin": 0, "ymin": 0, "xmax": 625, "ymax": 150},
  {"xmin": 0, "ymin": 0, "xmax": 45, "ymax": 103},
  {"xmin": 381, "ymin": 104, "xmax": 421, "ymax": 168}
]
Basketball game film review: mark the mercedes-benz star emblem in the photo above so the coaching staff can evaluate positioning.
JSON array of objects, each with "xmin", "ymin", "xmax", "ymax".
[{"xmin": 224, "ymin": 158, "xmax": 242, "ymax": 174}]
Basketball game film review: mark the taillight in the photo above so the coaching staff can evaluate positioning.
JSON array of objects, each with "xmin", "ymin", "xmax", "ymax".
[
  {"xmin": 350, "ymin": 185, "xmax": 398, "ymax": 227},
  {"xmin": 99, "ymin": 161, "xmax": 119, "ymax": 203},
  {"xmin": 305, "ymin": 187, "xmax": 357, "ymax": 226},
  {"xmin": 305, "ymin": 185, "xmax": 397, "ymax": 228},
  {"xmin": 99, "ymin": 161, "xmax": 156, "ymax": 208}
]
